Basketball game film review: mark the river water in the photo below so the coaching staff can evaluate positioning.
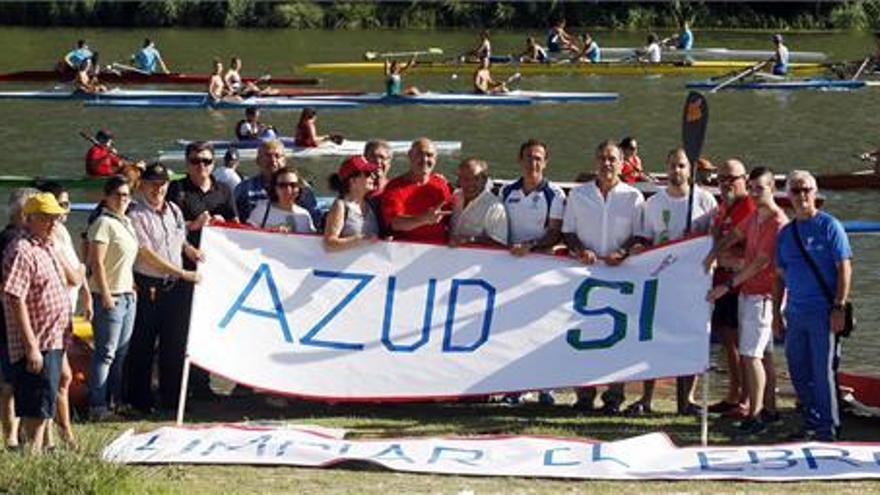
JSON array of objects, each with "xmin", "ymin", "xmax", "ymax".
[{"xmin": 0, "ymin": 27, "xmax": 877, "ymax": 372}]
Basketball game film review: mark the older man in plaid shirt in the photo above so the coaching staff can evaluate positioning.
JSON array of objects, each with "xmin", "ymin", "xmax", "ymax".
[{"xmin": 2, "ymin": 192, "xmax": 70, "ymax": 453}]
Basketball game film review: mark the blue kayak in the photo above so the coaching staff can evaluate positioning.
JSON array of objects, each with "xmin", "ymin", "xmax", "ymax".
[
  {"xmin": 299, "ymin": 91, "xmax": 618, "ymax": 105},
  {"xmin": 686, "ymin": 79, "xmax": 866, "ymax": 91}
]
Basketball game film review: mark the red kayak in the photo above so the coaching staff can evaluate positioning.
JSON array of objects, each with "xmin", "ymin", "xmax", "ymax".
[{"xmin": 0, "ymin": 70, "xmax": 321, "ymax": 86}]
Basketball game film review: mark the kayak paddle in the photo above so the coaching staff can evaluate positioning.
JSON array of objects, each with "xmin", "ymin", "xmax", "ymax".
[
  {"xmin": 364, "ymin": 48, "xmax": 443, "ymax": 61},
  {"xmin": 682, "ymin": 91, "xmax": 708, "ymax": 235},
  {"xmin": 709, "ymin": 60, "xmax": 767, "ymax": 93}
]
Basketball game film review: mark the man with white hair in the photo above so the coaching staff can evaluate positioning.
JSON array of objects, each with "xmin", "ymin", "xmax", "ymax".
[
  {"xmin": 774, "ymin": 170, "xmax": 852, "ymax": 442},
  {"xmin": 449, "ymin": 158, "xmax": 508, "ymax": 247}
]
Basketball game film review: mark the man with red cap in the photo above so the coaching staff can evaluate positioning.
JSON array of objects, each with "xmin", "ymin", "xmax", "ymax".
[{"xmin": 85, "ymin": 129, "xmax": 144, "ymax": 177}]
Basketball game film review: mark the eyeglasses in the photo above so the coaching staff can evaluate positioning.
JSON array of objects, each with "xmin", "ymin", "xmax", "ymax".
[
  {"xmin": 718, "ymin": 174, "xmax": 745, "ymax": 184},
  {"xmin": 58, "ymin": 201, "xmax": 70, "ymax": 209},
  {"xmin": 789, "ymin": 187, "xmax": 814, "ymax": 195},
  {"xmin": 188, "ymin": 157, "xmax": 214, "ymax": 166}
]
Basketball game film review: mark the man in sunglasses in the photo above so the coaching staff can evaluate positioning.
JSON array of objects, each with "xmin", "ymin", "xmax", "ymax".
[
  {"xmin": 774, "ymin": 170, "xmax": 852, "ymax": 442},
  {"xmin": 702, "ymin": 159, "xmax": 755, "ymax": 419},
  {"xmin": 233, "ymin": 139, "xmax": 320, "ymax": 227},
  {"xmin": 167, "ymin": 141, "xmax": 237, "ymax": 401}
]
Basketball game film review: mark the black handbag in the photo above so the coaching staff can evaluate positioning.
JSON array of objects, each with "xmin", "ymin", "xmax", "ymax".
[{"xmin": 791, "ymin": 221, "xmax": 855, "ymax": 337}]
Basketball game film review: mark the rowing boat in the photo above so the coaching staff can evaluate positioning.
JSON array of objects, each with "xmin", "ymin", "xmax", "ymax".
[
  {"xmin": 161, "ymin": 139, "xmax": 462, "ymax": 161},
  {"xmin": 299, "ymin": 91, "xmax": 618, "ymax": 105},
  {"xmin": 600, "ymin": 47, "xmax": 827, "ymax": 63},
  {"xmin": 84, "ymin": 97, "xmax": 362, "ymax": 110},
  {"xmin": 0, "ymin": 70, "xmax": 320, "ymax": 86},
  {"xmin": 301, "ymin": 60, "xmax": 826, "ymax": 76},
  {"xmin": 686, "ymin": 78, "xmax": 864, "ymax": 91},
  {"xmin": 0, "ymin": 88, "xmax": 364, "ymax": 101}
]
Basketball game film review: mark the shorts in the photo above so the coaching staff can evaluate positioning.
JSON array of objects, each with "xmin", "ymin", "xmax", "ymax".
[
  {"xmin": 12, "ymin": 349, "xmax": 63, "ymax": 419},
  {"xmin": 0, "ymin": 347, "xmax": 13, "ymax": 386},
  {"xmin": 712, "ymin": 290, "xmax": 739, "ymax": 329},
  {"xmin": 738, "ymin": 294, "xmax": 774, "ymax": 358}
]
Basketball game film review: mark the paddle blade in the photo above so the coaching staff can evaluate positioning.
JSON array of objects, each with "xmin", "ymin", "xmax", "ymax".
[
  {"xmin": 427, "ymin": 47, "xmax": 444, "ymax": 55},
  {"xmin": 364, "ymin": 51, "xmax": 378, "ymax": 61},
  {"xmin": 682, "ymin": 91, "xmax": 708, "ymax": 165}
]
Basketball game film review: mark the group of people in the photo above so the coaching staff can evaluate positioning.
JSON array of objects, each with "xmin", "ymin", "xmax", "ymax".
[
  {"xmin": 59, "ymin": 38, "xmax": 170, "ymax": 94},
  {"xmin": 207, "ymin": 57, "xmax": 277, "ymax": 101},
  {"xmin": 1, "ymin": 133, "xmax": 854, "ymax": 453}
]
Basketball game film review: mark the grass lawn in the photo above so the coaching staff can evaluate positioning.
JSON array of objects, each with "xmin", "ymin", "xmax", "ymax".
[{"xmin": 3, "ymin": 376, "xmax": 880, "ymax": 494}]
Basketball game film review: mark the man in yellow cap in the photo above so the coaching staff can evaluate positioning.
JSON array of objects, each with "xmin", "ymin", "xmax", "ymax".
[{"xmin": 1, "ymin": 192, "xmax": 71, "ymax": 453}]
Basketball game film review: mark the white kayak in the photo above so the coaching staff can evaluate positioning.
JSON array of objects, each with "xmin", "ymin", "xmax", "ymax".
[
  {"xmin": 160, "ymin": 139, "xmax": 462, "ymax": 161},
  {"xmin": 598, "ymin": 47, "xmax": 827, "ymax": 63},
  {"xmin": 298, "ymin": 91, "xmax": 618, "ymax": 105},
  {"xmin": 0, "ymin": 88, "xmax": 206, "ymax": 100}
]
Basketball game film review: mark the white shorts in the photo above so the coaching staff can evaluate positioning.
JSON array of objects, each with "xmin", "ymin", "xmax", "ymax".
[{"xmin": 738, "ymin": 293, "xmax": 774, "ymax": 358}]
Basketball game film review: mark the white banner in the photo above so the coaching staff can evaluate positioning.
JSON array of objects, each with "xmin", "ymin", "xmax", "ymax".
[
  {"xmin": 189, "ymin": 226, "xmax": 712, "ymax": 400},
  {"xmin": 103, "ymin": 424, "xmax": 880, "ymax": 481}
]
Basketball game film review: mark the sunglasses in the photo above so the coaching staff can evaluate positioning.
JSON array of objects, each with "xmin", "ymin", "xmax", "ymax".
[
  {"xmin": 789, "ymin": 187, "xmax": 814, "ymax": 195},
  {"xmin": 718, "ymin": 174, "xmax": 745, "ymax": 183},
  {"xmin": 188, "ymin": 157, "xmax": 214, "ymax": 166}
]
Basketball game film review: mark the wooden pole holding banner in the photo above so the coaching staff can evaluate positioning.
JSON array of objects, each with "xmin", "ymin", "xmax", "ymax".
[
  {"xmin": 175, "ymin": 357, "xmax": 192, "ymax": 425},
  {"xmin": 682, "ymin": 91, "xmax": 710, "ymax": 435}
]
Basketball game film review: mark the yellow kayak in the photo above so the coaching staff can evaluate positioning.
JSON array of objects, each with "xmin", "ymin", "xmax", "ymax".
[{"xmin": 301, "ymin": 60, "xmax": 825, "ymax": 76}]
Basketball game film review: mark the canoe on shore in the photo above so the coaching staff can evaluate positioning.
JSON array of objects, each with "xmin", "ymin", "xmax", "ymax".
[
  {"xmin": 0, "ymin": 70, "xmax": 320, "ymax": 86},
  {"xmin": 162, "ymin": 139, "xmax": 462, "ymax": 161},
  {"xmin": 686, "ymin": 79, "xmax": 864, "ymax": 91},
  {"xmin": 301, "ymin": 60, "xmax": 826, "ymax": 77}
]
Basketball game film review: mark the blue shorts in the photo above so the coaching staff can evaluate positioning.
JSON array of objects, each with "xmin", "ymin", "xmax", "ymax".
[{"xmin": 12, "ymin": 349, "xmax": 63, "ymax": 419}]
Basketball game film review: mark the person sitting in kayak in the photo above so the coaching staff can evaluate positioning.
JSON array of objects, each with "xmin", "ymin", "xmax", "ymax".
[
  {"xmin": 384, "ymin": 55, "xmax": 420, "ymax": 96},
  {"xmin": 207, "ymin": 59, "xmax": 231, "ymax": 102},
  {"xmin": 235, "ymin": 107, "xmax": 276, "ymax": 141},
  {"xmin": 572, "ymin": 33, "xmax": 601, "ymax": 63},
  {"xmin": 73, "ymin": 58, "xmax": 107, "ymax": 94},
  {"xmin": 546, "ymin": 18, "xmax": 578, "ymax": 54},
  {"xmin": 132, "ymin": 38, "xmax": 169, "ymax": 75},
  {"xmin": 770, "ymin": 33, "xmax": 789, "ymax": 76},
  {"xmin": 85, "ymin": 129, "xmax": 145, "ymax": 177},
  {"xmin": 665, "ymin": 20, "xmax": 694, "ymax": 51},
  {"xmin": 518, "ymin": 37, "xmax": 548, "ymax": 63},
  {"xmin": 224, "ymin": 56, "xmax": 277, "ymax": 97},
  {"xmin": 294, "ymin": 108, "xmax": 342, "ymax": 148},
  {"xmin": 58, "ymin": 39, "xmax": 93, "ymax": 75},
  {"xmin": 463, "ymin": 30, "xmax": 492, "ymax": 62},
  {"xmin": 473, "ymin": 57, "xmax": 508, "ymax": 94},
  {"xmin": 638, "ymin": 33, "xmax": 663, "ymax": 63}
]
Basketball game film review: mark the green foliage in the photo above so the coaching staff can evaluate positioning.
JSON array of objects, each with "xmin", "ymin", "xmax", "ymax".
[
  {"xmin": 225, "ymin": 0, "xmax": 258, "ymax": 28},
  {"xmin": 262, "ymin": 2, "xmax": 325, "ymax": 29},
  {"xmin": 134, "ymin": 0, "xmax": 183, "ymax": 27},
  {"xmin": 830, "ymin": 1, "xmax": 870, "ymax": 31},
  {"xmin": 325, "ymin": 2, "xmax": 381, "ymax": 30}
]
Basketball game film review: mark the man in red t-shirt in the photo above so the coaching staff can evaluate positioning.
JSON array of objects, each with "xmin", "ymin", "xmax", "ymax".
[
  {"xmin": 706, "ymin": 166, "xmax": 787, "ymax": 435},
  {"xmin": 702, "ymin": 158, "xmax": 755, "ymax": 417},
  {"xmin": 380, "ymin": 138, "xmax": 451, "ymax": 243},
  {"xmin": 85, "ymin": 129, "xmax": 144, "ymax": 177}
]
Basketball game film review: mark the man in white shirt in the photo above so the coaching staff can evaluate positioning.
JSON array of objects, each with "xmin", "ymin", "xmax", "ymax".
[
  {"xmin": 563, "ymin": 139, "xmax": 645, "ymax": 415},
  {"xmin": 502, "ymin": 139, "xmax": 566, "ymax": 257},
  {"xmin": 624, "ymin": 148, "xmax": 717, "ymax": 416},
  {"xmin": 450, "ymin": 158, "xmax": 507, "ymax": 247},
  {"xmin": 212, "ymin": 147, "xmax": 242, "ymax": 192},
  {"xmin": 642, "ymin": 33, "xmax": 662, "ymax": 63}
]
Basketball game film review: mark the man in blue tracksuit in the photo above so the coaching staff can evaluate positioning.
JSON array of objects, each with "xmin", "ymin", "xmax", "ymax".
[{"xmin": 774, "ymin": 170, "xmax": 853, "ymax": 442}]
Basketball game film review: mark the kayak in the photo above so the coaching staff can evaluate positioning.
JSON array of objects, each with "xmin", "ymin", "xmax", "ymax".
[
  {"xmin": 0, "ymin": 70, "xmax": 320, "ymax": 86},
  {"xmin": 297, "ymin": 91, "xmax": 618, "ymax": 105},
  {"xmin": 597, "ymin": 47, "xmax": 826, "ymax": 63},
  {"xmin": 84, "ymin": 97, "xmax": 362, "ymax": 110},
  {"xmin": 161, "ymin": 139, "xmax": 462, "ymax": 161},
  {"xmin": 686, "ymin": 79, "xmax": 865, "ymax": 91},
  {"xmin": 301, "ymin": 60, "xmax": 826, "ymax": 76},
  {"xmin": 0, "ymin": 88, "xmax": 364, "ymax": 101}
]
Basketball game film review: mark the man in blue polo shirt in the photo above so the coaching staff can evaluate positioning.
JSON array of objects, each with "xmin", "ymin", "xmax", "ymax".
[
  {"xmin": 774, "ymin": 170, "xmax": 853, "ymax": 442},
  {"xmin": 132, "ymin": 38, "xmax": 169, "ymax": 74},
  {"xmin": 61, "ymin": 39, "xmax": 92, "ymax": 73}
]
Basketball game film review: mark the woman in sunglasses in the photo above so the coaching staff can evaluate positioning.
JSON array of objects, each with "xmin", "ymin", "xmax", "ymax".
[
  {"xmin": 323, "ymin": 156, "xmax": 380, "ymax": 251},
  {"xmin": 246, "ymin": 167, "xmax": 315, "ymax": 234}
]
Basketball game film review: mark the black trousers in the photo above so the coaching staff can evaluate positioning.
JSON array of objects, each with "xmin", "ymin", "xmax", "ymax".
[{"xmin": 126, "ymin": 273, "xmax": 192, "ymax": 411}]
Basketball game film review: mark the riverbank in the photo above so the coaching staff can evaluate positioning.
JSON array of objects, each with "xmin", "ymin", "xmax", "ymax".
[{"xmin": 1, "ymin": 1, "xmax": 879, "ymax": 32}]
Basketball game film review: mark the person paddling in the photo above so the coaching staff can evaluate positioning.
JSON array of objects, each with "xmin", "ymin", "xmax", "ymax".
[
  {"xmin": 464, "ymin": 30, "xmax": 492, "ymax": 62},
  {"xmin": 518, "ymin": 37, "xmax": 548, "ymax": 63},
  {"xmin": 384, "ymin": 55, "xmax": 420, "ymax": 96},
  {"xmin": 473, "ymin": 57, "xmax": 508, "ymax": 94},
  {"xmin": 546, "ymin": 18, "xmax": 578, "ymax": 54},
  {"xmin": 666, "ymin": 20, "xmax": 694, "ymax": 51},
  {"xmin": 132, "ymin": 38, "xmax": 169, "ymax": 75},
  {"xmin": 207, "ymin": 59, "xmax": 230, "ymax": 102},
  {"xmin": 235, "ymin": 107, "xmax": 276, "ymax": 141},
  {"xmin": 294, "ymin": 107, "xmax": 339, "ymax": 148},
  {"xmin": 572, "ymin": 33, "xmax": 601, "ymax": 63},
  {"xmin": 640, "ymin": 33, "xmax": 663, "ymax": 63},
  {"xmin": 58, "ymin": 39, "xmax": 93, "ymax": 75},
  {"xmin": 225, "ymin": 56, "xmax": 277, "ymax": 97},
  {"xmin": 73, "ymin": 58, "xmax": 107, "ymax": 94},
  {"xmin": 770, "ymin": 33, "xmax": 790, "ymax": 76}
]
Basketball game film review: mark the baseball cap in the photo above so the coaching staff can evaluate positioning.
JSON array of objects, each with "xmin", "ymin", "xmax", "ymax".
[
  {"xmin": 141, "ymin": 163, "xmax": 171, "ymax": 182},
  {"xmin": 96, "ymin": 129, "xmax": 114, "ymax": 142},
  {"xmin": 338, "ymin": 155, "xmax": 378, "ymax": 180},
  {"xmin": 22, "ymin": 192, "xmax": 66, "ymax": 216}
]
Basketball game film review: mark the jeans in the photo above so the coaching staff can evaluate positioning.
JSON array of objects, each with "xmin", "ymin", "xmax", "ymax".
[{"xmin": 89, "ymin": 292, "xmax": 136, "ymax": 413}]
